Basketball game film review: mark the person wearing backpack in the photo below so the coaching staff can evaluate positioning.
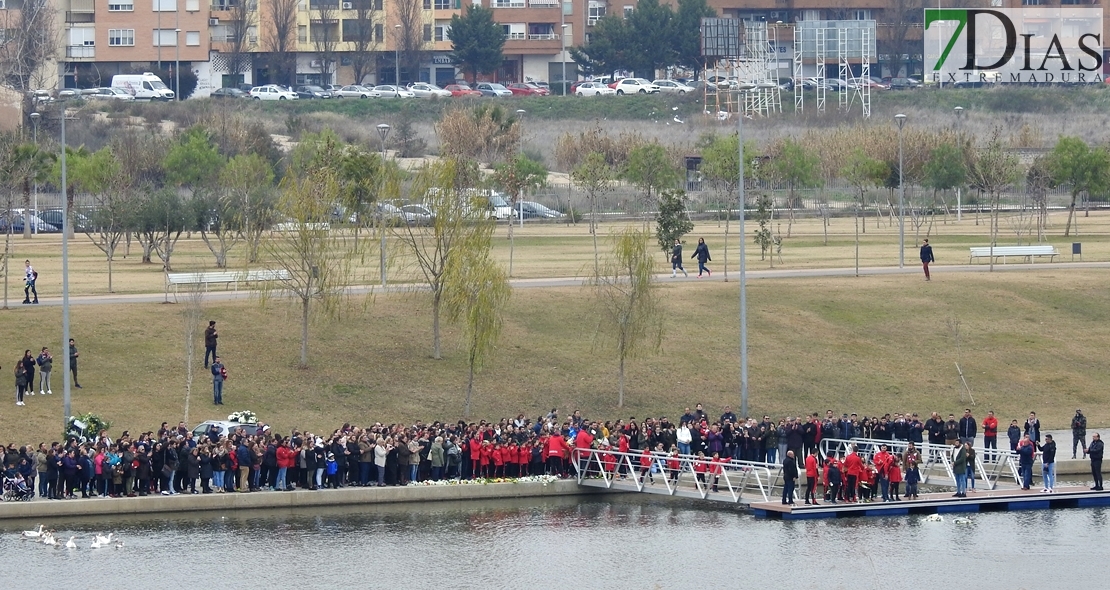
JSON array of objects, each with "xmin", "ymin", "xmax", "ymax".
[
  {"xmin": 23, "ymin": 260, "xmax": 38, "ymax": 304},
  {"xmin": 211, "ymin": 356, "xmax": 226, "ymax": 405}
]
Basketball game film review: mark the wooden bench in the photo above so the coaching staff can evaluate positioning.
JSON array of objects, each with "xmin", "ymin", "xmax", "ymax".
[
  {"xmin": 166, "ymin": 269, "xmax": 292, "ymax": 301},
  {"xmin": 968, "ymin": 245, "xmax": 1059, "ymax": 264}
]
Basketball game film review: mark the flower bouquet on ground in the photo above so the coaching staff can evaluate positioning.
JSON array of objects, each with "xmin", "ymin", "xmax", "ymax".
[
  {"xmin": 408, "ymin": 474, "xmax": 560, "ymax": 487},
  {"xmin": 227, "ymin": 410, "xmax": 258, "ymax": 424}
]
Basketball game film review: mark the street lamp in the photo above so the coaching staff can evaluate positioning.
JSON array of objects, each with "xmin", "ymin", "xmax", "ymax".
[
  {"xmin": 376, "ymin": 123, "xmax": 391, "ymax": 288},
  {"xmin": 175, "ymin": 27, "xmax": 181, "ymax": 101},
  {"xmin": 560, "ymin": 23, "xmax": 569, "ymax": 94},
  {"xmin": 515, "ymin": 108, "xmax": 525, "ymax": 227},
  {"xmin": 737, "ymin": 88, "xmax": 749, "ymax": 419},
  {"xmin": 30, "ymin": 112, "xmax": 40, "ymax": 236},
  {"xmin": 50, "ymin": 98, "xmax": 74, "ymax": 429},
  {"xmin": 954, "ymin": 106, "xmax": 964, "ymax": 222},
  {"xmin": 394, "ymin": 24, "xmax": 402, "ymax": 85},
  {"xmin": 895, "ymin": 113, "xmax": 907, "ymax": 268}
]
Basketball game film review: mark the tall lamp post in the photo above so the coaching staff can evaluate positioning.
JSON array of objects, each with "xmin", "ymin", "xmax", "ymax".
[
  {"xmin": 895, "ymin": 113, "xmax": 907, "ymax": 268},
  {"xmin": 515, "ymin": 109, "xmax": 526, "ymax": 227},
  {"xmin": 560, "ymin": 23, "xmax": 568, "ymax": 94},
  {"xmin": 175, "ymin": 26, "xmax": 181, "ymax": 101},
  {"xmin": 56, "ymin": 99, "xmax": 73, "ymax": 429},
  {"xmin": 954, "ymin": 106, "xmax": 964, "ymax": 222},
  {"xmin": 30, "ymin": 112, "xmax": 40, "ymax": 236},
  {"xmin": 394, "ymin": 24, "xmax": 402, "ymax": 85},
  {"xmin": 376, "ymin": 123, "xmax": 391, "ymax": 288},
  {"xmin": 737, "ymin": 88, "xmax": 749, "ymax": 420}
]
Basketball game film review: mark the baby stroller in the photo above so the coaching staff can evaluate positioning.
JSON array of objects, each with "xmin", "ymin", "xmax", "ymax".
[{"xmin": 3, "ymin": 475, "xmax": 34, "ymax": 501}]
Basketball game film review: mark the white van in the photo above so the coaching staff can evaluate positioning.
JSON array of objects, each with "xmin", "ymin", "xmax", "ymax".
[{"xmin": 111, "ymin": 72, "xmax": 175, "ymax": 100}]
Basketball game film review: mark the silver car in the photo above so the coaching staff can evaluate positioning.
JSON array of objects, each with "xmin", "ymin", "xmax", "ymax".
[
  {"xmin": 371, "ymin": 85, "xmax": 416, "ymax": 98},
  {"xmin": 476, "ymin": 82, "xmax": 513, "ymax": 97},
  {"xmin": 652, "ymin": 80, "xmax": 695, "ymax": 95},
  {"xmin": 408, "ymin": 82, "xmax": 452, "ymax": 99},
  {"xmin": 334, "ymin": 85, "xmax": 373, "ymax": 98}
]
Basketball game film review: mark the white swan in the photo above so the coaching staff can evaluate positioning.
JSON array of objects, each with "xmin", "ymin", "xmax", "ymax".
[
  {"xmin": 90, "ymin": 539, "xmax": 102, "ymax": 549},
  {"xmin": 924, "ymin": 514, "xmax": 944, "ymax": 522},
  {"xmin": 94, "ymin": 533, "xmax": 114, "ymax": 545},
  {"xmin": 65, "ymin": 536, "xmax": 77, "ymax": 549},
  {"xmin": 114, "ymin": 541, "xmax": 124, "ymax": 549},
  {"xmin": 20, "ymin": 524, "xmax": 45, "ymax": 539},
  {"xmin": 41, "ymin": 533, "xmax": 58, "ymax": 546},
  {"xmin": 953, "ymin": 517, "xmax": 973, "ymax": 525}
]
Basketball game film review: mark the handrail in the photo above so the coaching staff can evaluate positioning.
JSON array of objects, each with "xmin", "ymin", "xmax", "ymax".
[{"xmin": 818, "ymin": 436, "xmax": 1021, "ymax": 490}]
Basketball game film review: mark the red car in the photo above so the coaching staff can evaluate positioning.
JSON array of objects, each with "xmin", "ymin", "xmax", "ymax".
[
  {"xmin": 507, "ymin": 82, "xmax": 549, "ymax": 96},
  {"xmin": 444, "ymin": 83, "xmax": 482, "ymax": 97}
]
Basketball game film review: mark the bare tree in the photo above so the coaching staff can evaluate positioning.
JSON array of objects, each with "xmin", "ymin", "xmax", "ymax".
[
  {"xmin": 346, "ymin": 0, "xmax": 378, "ymax": 85},
  {"xmin": 265, "ymin": 0, "xmax": 300, "ymax": 86},
  {"xmin": 879, "ymin": 0, "xmax": 924, "ymax": 79},
  {"xmin": 226, "ymin": 0, "xmax": 259, "ymax": 87},
  {"xmin": 395, "ymin": 0, "xmax": 428, "ymax": 84},
  {"xmin": 181, "ymin": 285, "xmax": 205, "ymax": 423},
  {"xmin": 311, "ymin": 0, "xmax": 340, "ymax": 84},
  {"xmin": 0, "ymin": 0, "xmax": 57, "ymax": 92}
]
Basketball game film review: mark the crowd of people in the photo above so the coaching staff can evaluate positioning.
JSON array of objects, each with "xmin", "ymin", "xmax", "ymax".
[
  {"xmin": 12, "ymin": 337, "xmax": 82, "ymax": 408},
  {"xmin": 0, "ymin": 401, "xmax": 1104, "ymax": 504}
]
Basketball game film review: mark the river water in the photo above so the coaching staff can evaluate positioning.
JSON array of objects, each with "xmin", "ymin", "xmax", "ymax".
[{"xmin": 2, "ymin": 494, "xmax": 1101, "ymax": 588}]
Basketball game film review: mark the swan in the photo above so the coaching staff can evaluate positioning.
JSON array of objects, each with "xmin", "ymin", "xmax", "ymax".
[
  {"xmin": 21, "ymin": 525, "xmax": 45, "ymax": 539},
  {"xmin": 41, "ymin": 533, "xmax": 58, "ymax": 546},
  {"xmin": 924, "ymin": 514, "xmax": 944, "ymax": 522},
  {"xmin": 114, "ymin": 541, "xmax": 124, "ymax": 549},
  {"xmin": 94, "ymin": 533, "xmax": 114, "ymax": 545},
  {"xmin": 953, "ymin": 517, "xmax": 973, "ymax": 525},
  {"xmin": 90, "ymin": 539, "xmax": 102, "ymax": 549},
  {"xmin": 65, "ymin": 536, "xmax": 77, "ymax": 549}
]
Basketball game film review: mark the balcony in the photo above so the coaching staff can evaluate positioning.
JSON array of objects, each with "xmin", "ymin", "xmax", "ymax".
[
  {"xmin": 66, "ymin": 45, "xmax": 95, "ymax": 59},
  {"xmin": 66, "ymin": 11, "xmax": 95, "ymax": 22},
  {"xmin": 506, "ymin": 32, "xmax": 526, "ymax": 39},
  {"xmin": 527, "ymin": 33, "xmax": 559, "ymax": 40},
  {"xmin": 69, "ymin": 0, "xmax": 94, "ymax": 11},
  {"xmin": 492, "ymin": 0, "xmax": 525, "ymax": 6},
  {"xmin": 529, "ymin": 0, "xmax": 558, "ymax": 5}
]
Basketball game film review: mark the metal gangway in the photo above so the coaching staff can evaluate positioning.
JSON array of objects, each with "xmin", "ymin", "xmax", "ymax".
[
  {"xmin": 571, "ymin": 447, "xmax": 781, "ymax": 505},
  {"xmin": 818, "ymin": 437, "xmax": 1022, "ymax": 491}
]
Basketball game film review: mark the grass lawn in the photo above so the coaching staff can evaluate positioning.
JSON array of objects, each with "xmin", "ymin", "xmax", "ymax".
[{"xmin": 1, "ymin": 268, "xmax": 1108, "ymax": 443}]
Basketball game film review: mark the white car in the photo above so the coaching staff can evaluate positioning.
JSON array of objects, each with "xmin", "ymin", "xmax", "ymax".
[
  {"xmin": 614, "ymin": 78, "xmax": 660, "ymax": 95},
  {"xmin": 371, "ymin": 85, "xmax": 416, "ymax": 98},
  {"xmin": 652, "ymin": 80, "xmax": 695, "ymax": 95},
  {"xmin": 87, "ymin": 87, "xmax": 135, "ymax": 101},
  {"xmin": 408, "ymin": 82, "xmax": 452, "ymax": 99},
  {"xmin": 575, "ymin": 82, "xmax": 616, "ymax": 97},
  {"xmin": 249, "ymin": 85, "xmax": 297, "ymax": 100},
  {"xmin": 475, "ymin": 82, "xmax": 513, "ymax": 97},
  {"xmin": 334, "ymin": 85, "xmax": 373, "ymax": 98}
]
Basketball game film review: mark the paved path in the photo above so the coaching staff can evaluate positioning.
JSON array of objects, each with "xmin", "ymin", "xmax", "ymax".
[{"xmin": 14, "ymin": 260, "xmax": 1110, "ymax": 308}]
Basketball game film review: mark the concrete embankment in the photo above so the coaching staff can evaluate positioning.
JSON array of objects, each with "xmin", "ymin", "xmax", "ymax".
[{"xmin": 0, "ymin": 480, "xmax": 602, "ymax": 521}]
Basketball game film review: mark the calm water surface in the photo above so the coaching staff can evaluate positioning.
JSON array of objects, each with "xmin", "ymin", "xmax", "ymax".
[{"xmin": 1, "ymin": 495, "xmax": 1101, "ymax": 588}]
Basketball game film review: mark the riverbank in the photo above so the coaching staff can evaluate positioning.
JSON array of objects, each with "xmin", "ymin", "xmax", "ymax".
[{"xmin": 0, "ymin": 478, "xmax": 603, "ymax": 522}]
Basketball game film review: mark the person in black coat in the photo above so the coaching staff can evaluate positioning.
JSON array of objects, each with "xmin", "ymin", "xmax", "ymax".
[
  {"xmin": 920, "ymin": 238, "xmax": 934, "ymax": 281},
  {"xmin": 782, "ymin": 451, "xmax": 799, "ymax": 505},
  {"xmin": 1087, "ymin": 433, "xmax": 1104, "ymax": 490},
  {"xmin": 691, "ymin": 238, "xmax": 712, "ymax": 277},
  {"xmin": 199, "ymin": 448, "xmax": 213, "ymax": 493},
  {"xmin": 670, "ymin": 239, "xmax": 688, "ymax": 278}
]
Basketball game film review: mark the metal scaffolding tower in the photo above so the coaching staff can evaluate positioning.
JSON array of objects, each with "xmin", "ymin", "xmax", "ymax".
[
  {"xmin": 701, "ymin": 19, "xmax": 781, "ymax": 119},
  {"xmin": 791, "ymin": 20, "xmax": 876, "ymax": 117}
]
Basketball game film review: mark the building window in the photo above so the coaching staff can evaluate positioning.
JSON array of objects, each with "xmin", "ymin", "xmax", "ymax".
[
  {"xmin": 153, "ymin": 28, "xmax": 177, "ymax": 46},
  {"xmin": 1021, "ymin": 0, "xmax": 1042, "ymax": 5},
  {"xmin": 153, "ymin": 0, "xmax": 176, "ymax": 11},
  {"xmin": 853, "ymin": 9, "xmax": 871, "ymax": 20},
  {"xmin": 185, "ymin": 0, "xmax": 199, "ymax": 10},
  {"xmin": 374, "ymin": 23, "xmax": 383, "ymax": 42},
  {"xmin": 108, "ymin": 29, "xmax": 135, "ymax": 46},
  {"xmin": 374, "ymin": 0, "xmax": 381, "ymax": 9},
  {"xmin": 434, "ymin": 0, "xmax": 449, "ymax": 8},
  {"xmin": 435, "ymin": 21, "xmax": 450, "ymax": 41},
  {"xmin": 298, "ymin": 25, "xmax": 307, "ymax": 43},
  {"xmin": 588, "ymin": 1, "xmax": 605, "ymax": 23},
  {"xmin": 423, "ymin": 0, "xmax": 430, "ymax": 8},
  {"xmin": 622, "ymin": 5, "xmax": 632, "ymax": 17},
  {"xmin": 186, "ymin": 31, "xmax": 200, "ymax": 45},
  {"xmin": 423, "ymin": 24, "xmax": 432, "ymax": 42},
  {"xmin": 108, "ymin": 0, "xmax": 134, "ymax": 11}
]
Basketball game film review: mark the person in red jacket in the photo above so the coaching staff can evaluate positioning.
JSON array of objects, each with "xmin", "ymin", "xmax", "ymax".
[
  {"xmin": 843, "ymin": 444, "xmax": 863, "ymax": 503},
  {"xmin": 888, "ymin": 455, "xmax": 904, "ymax": 501},
  {"xmin": 479, "ymin": 440, "xmax": 493, "ymax": 479},
  {"xmin": 518, "ymin": 441, "xmax": 531, "ymax": 476},
  {"xmin": 709, "ymin": 452, "xmax": 725, "ymax": 492},
  {"xmin": 639, "ymin": 447, "xmax": 655, "ymax": 485},
  {"xmin": 545, "ymin": 433, "xmax": 568, "ymax": 477},
  {"xmin": 667, "ymin": 447, "xmax": 681, "ymax": 484},
  {"xmin": 873, "ymin": 444, "xmax": 893, "ymax": 501},
  {"xmin": 693, "ymin": 452, "xmax": 708, "ymax": 486},
  {"xmin": 617, "ymin": 433, "xmax": 630, "ymax": 478},
  {"xmin": 275, "ymin": 440, "xmax": 295, "ymax": 491},
  {"xmin": 492, "ymin": 443, "xmax": 505, "ymax": 478},
  {"xmin": 982, "ymin": 410, "xmax": 999, "ymax": 462},
  {"xmin": 574, "ymin": 427, "xmax": 595, "ymax": 477},
  {"xmin": 804, "ymin": 448, "xmax": 820, "ymax": 505},
  {"xmin": 601, "ymin": 444, "xmax": 617, "ymax": 476},
  {"xmin": 469, "ymin": 437, "xmax": 483, "ymax": 480}
]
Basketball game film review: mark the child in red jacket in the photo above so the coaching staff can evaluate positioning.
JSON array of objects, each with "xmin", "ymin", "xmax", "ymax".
[
  {"xmin": 479, "ymin": 440, "xmax": 492, "ymax": 479},
  {"xmin": 667, "ymin": 447, "xmax": 681, "ymax": 484},
  {"xmin": 709, "ymin": 453, "xmax": 725, "ymax": 492},
  {"xmin": 888, "ymin": 456, "xmax": 903, "ymax": 501},
  {"xmin": 693, "ymin": 452, "xmax": 708, "ymax": 485},
  {"xmin": 492, "ymin": 443, "xmax": 505, "ymax": 478},
  {"xmin": 639, "ymin": 447, "xmax": 654, "ymax": 485}
]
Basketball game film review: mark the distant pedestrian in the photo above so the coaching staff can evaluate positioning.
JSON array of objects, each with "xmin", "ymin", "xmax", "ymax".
[
  {"xmin": 919, "ymin": 239, "xmax": 934, "ymax": 281},
  {"xmin": 36, "ymin": 347, "xmax": 52, "ymax": 395},
  {"xmin": 211, "ymin": 356, "xmax": 226, "ymax": 405},
  {"xmin": 1024, "ymin": 412, "xmax": 1041, "ymax": 443},
  {"xmin": 1072, "ymin": 409, "xmax": 1088, "ymax": 459},
  {"xmin": 15, "ymin": 360, "xmax": 27, "ymax": 406},
  {"xmin": 670, "ymin": 239, "xmax": 687, "ymax": 278},
  {"xmin": 782, "ymin": 450, "xmax": 798, "ymax": 505},
  {"xmin": 1039, "ymin": 434, "xmax": 1057, "ymax": 493},
  {"xmin": 69, "ymin": 338, "xmax": 82, "ymax": 388},
  {"xmin": 1086, "ymin": 433, "xmax": 1103, "ymax": 491},
  {"xmin": 23, "ymin": 259, "xmax": 38, "ymax": 304},
  {"xmin": 1007, "ymin": 419, "xmax": 1022, "ymax": 451},
  {"xmin": 691, "ymin": 237, "xmax": 712, "ymax": 277},
  {"xmin": 204, "ymin": 321, "xmax": 218, "ymax": 369},
  {"xmin": 21, "ymin": 350, "xmax": 35, "ymax": 398}
]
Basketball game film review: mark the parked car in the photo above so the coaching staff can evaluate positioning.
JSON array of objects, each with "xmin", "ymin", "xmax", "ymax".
[
  {"xmin": 294, "ymin": 85, "xmax": 334, "ymax": 99},
  {"xmin": 614, "ymin": 78, "xmax": 660, "ymax": 94},
  {"xmin": 518, "ymin": 201, "xmax": 564, "ymax": 219},
  {"xmin": 707, "ymin": 75, "xmax": 740, "ymax": 89},
  {"xmin": 825, "ymin": 78, "xmax": 854, "ymax": 92},
  {"xmin": 377, "ymin": 202, "xmax": 415, "ymax": 225},
  {"xmin": 652, "ymin": 79, "xmax": 695, "ymax": 95},
  {"xmin": 888, "ymin": 77, "xmax": 923, "ymax": 90},
  {"xmin": 574, "ymin": 81, "xmax": 616, "ymax": 97},
  {"xmin": 485, "ymin": 193, "xmax": 517, "ymax": 220},
  {"xmin": 334, "ymin": 85, "xmax": 373, "ymax": 98},
  {"xmin": 86, "ymin": 87, "xmax": 135, "ymax": 101},
  {"xmin": 408, "ymin": 82, "xmax": 452, "ymax": 99},
  {"xmin": 849, "ymin": 77, "xmax": 886, "ymax": 90},
  {"xmin": 475, "ymin": 82, "xmax": 513, "ymax": 97},
  {"xmin": 507, "ymin": 82, "xmax": 548, "ymax": 96},
  {"xmin": 192, "ymin": 420, "xmax": 265, "ymax": 440},
  {"xmin": 38, "ymin": 208, "xmax": 93, "ymax": 232},
  {"xmin": 445, "ymin": 83, "xmax": 482, "ymax": 97},
  {"xmin": 210, "ymin": 87, "xmax": 250, "ymax": 99},
  {"xmin": 323, "ymin": 84, "xmax": 344, "ymax": 92},
  {"xmin": 371, "ymin": 85, "xmax": 416, "ymax": 98},
  {"xmin": 400, "ymin": 204, "xmax": 434, "ymax": 224},
  {"xmin": 250, "ymin": 84, "xmax": 297, "ymax": 100},
  {"xmin": 684, "ymin": 80, "xmax": 718, "ymax": 93},
  {"xmin": 0, "ymin": 213, "xmax": 59, "ymax": 234}
]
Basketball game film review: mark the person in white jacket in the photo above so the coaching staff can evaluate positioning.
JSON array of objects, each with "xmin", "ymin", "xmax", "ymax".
[{"xmin": 676, "ymin": 422, "xmax": 692, "ymax": 456}]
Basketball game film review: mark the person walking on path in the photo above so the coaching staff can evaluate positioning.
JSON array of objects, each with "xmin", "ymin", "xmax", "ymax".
[
  {"xmin": 1072, "ymin": 409, "xmax": 1088, "ymax": 459},
  {"xmin": 1039, "ymin": 434, "xmax": 1057, "ymax": 492},
  {"xmin": 1086, "ymin": 433, "xmax": 1103, "ymax": 491},
  {"xmin": 68, "ymin": 339, "xmax": 82, "ymax": 388},
  {"xmin": 36, "ymin": 347, "xmax": 52, "ymax": 395},
  {"xmin": 919, "ymin": 239, "xmax": 934, "ymax": 281},
  {"xmin": 670, "ymin": 239, "xmax": 687, "ymax": 278},
  {"xmin": 691, "ymin": 238, "xmax": 712, "ymax": 277},
  {"xmin": 204, "ymin": 321, "xmax": 218, "ymax": 369},
  {"xmin": 20, "ymin": 350, "xmax": 35, "ymax": 398},
  {"xmin": 23, "ymin": 260, "xmax": 38, "ymax": 304},
  {"xmin": 211, "ymin": 356, "xmax": 226, "ymax": 405}
]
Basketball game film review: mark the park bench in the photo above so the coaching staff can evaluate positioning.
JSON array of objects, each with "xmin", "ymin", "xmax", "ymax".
[
  {"xmin": 166, "ymin": 269, "xmax": 292, "ymax": 301},
  {"xmin": 968, "ymin": 245, "xmax": 1059, "ymax": 264},
  {"xmin": 270, "ymin": 222, "xmax": 330, "ymax": 233}
]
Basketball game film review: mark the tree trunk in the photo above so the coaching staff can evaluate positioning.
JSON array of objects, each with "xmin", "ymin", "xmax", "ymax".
[
  {"xmin": 3, "ymin": 230, "xmax": 8, "ymax": 309},
  {"xmin": 508, "ymin": 205, "xmax": 515, "ymax": 277},
  {"xmin": 108, "ymin": 254, "xmax": 113, "ymax": 293},
  {"xmin": 22, "ymin": 183, "xmax": 31, "ymax": 239},
  {"xmin": 300, "ymin": 296, "xmax": 310, "ymax": 367},
  {"xmin": 723, "ymin": 203, "xmax": 730, "ymax": 282},
  {"xmin": 1064, "ymin": 193, "xmax": 1077, "ymax": 236},
  {"xmin": 591, "ymin": 196, "xmax": 600, "ymax": 278},
  {"xmin": 617, "ymin": 354, "xmax": 625, "ymax": 408},
  {"xmin": 465, "ymin": 346, "xmax": 475, "ymax": 418},
  {"xmin": 432, "ymin": 289, "xmax": 442, "ymax": 360}
]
